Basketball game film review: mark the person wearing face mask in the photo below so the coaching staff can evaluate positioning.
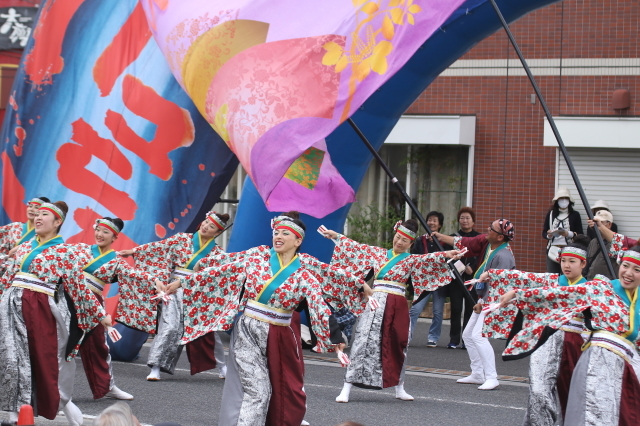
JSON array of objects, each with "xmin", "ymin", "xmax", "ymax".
[
  {"xmin": 500, "ymin": 246, "xmax": 640, "ymax": 426},
  {"xmin": 321, "ymin": 219, "xmax": 460, "ymax": 403},
  {"xmin": 0, "ymin": 196, "xmax": 50, "ymax": 257},
  {"xmin": 119, "ymin": 211, "xmax": 230, "ymax": 381},
  {"xmin": 0, "ymin": 202, "xmax": 112, "ymax": 426},
  {"xmin": 72, "ymin": 217, "xmax": 159, "ymax": 401},
  {"xmin": 408, "ymin": 211, "xmax": 449, "ymax": 347},
  {"xmin": 164, "ymin": 212, "xmax": 369, "ymax": 426},
  {"xmin": 543, "ymin": 187, "xmax": 583, "ymax": 273},
  {"xmin": 479, "ymin": 236, "xmax": 590, "ymax": 425}
]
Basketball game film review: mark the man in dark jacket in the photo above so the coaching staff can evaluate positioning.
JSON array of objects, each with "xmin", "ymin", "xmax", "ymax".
[{"xmin": 445, "ymin": 207, "xmax": 480, "ymax": 349}]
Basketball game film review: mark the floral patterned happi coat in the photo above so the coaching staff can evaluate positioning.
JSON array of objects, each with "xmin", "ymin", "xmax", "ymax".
[
  {"xmin": 74, "ymin": 243, "xmax": 157, "ymax": 398},
  {"xmin": 482, "ymin": 269, "xmax": 562, "ymax": 339},
  {"xmin": 180, "ymin": 245, "xmax": 365, "ymax": 351},
  {"xmin": 330, "ymin": 234, "xmax": 451, "ymax": 389},
  {"xmin": 485, "ymin": 269, "xmax": 588, "ymax": 426},
  {"xmin": 0, "ymin": 240, "xmax": 106, "ymax": 350},
  {"xmin": 505, "ymin": 278, "xmax": 640, "ymax": 426},
  {"xmin": 128, "ymin": 232, "xmax": 226, "ymax": 375},
  {"xmin": 0, "ymin": 238, "xmax": 106, "ymax": 419},
  {"xmin": 181, "ymin": 245, "xmax": 365, "ymax": 426},
  {"xmin": 503, "ymin": 279, "xmax": 635, "ymax": 357},
  {"xmin": 610, "ymin": 233, "xmax": 638, "ymax": 260},
  {"xmin": 0, "ymin": 222, "xmax": 34, "ymax": 255},
  {"xmin": 118, "ymin": 232, "xmax": 225, "ymax": 333}
]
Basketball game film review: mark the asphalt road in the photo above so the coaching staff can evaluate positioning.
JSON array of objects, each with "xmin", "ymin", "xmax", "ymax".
[{"xmin": 0, "ymin": 320, "xmax": 531, "ymax": 426}]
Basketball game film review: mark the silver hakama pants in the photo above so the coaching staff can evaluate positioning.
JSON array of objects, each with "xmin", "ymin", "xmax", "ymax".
[
  {"xmin": 218, "ymin": 325, "xmax": 243, "ymax": 426},
  {"xmin": 148, "ymin": 288, "xmax": 184, "ymax": 374},
  {"xmin": 345, "ymin": 291, "xmax": 407, "ymax": 388},
  {"xmin": 0, "ymin": 286, "xmax": 75, "ymax": 414},
  {"xmin": 228, "ymin": 315, "xmax": 271, "ymax": 426},
  {"xmin": 565, "ymin": 345, "xmax": 624, "ymax": 426},
  {"xmin": 523, "ymin": 330, "xmax": 565, "ymax": 426}
]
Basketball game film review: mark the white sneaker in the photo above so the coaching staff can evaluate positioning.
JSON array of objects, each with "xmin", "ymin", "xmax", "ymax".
[
  {"xmin": 395, "ymin": 385, "xmax": 414, "ymax": 401},
  {"xmin": 62, "ymin": 400, "xmax": 84, "ymax": 426},
  {"xmin": 456, "ymin": 375, "xmax": 485, "ymax": 384},
  {"xmin": 478, "ymin": 378, "xmax": 500, "ymax": 390},
  {"xmin": 301, "ymin": 421, "xmax": 310, "ymax": 425},
  {"xmin": 105, "ymin": 385, "xmax": 134, "ymax": 400},
  {"xmin": 146, "ymin": 366, "xmax": 161, "ymax": 381},
  {"xmin": 218, "ymin": 365, "xmax": 227, "ymax": 379}
]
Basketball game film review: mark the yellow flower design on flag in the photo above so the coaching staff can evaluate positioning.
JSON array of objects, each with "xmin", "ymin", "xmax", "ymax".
[{"xmin": 321, "ymin": 0, "xmax": 422, "ymax": 121}]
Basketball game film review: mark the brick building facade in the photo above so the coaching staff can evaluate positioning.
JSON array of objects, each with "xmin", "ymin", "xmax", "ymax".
[{"xmin": 400, "ymin": 0, "xmax": 639, "ymax": 272}]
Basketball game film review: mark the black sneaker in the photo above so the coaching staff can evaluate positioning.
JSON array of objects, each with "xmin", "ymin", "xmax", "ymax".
[
  {"xmin": 459, "ymin": 343, "xmax": 467, "ymax": 350},
  {"xmin": 426, "ymin": 341, "xmax": 437, "ymax": 348},
  {"xmin": 446, "ymin": 343, "xmax": 457, "ymax": 349}
]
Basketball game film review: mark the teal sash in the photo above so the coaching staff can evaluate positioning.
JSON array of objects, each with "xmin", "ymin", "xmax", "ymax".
[
  {"xmin": 184, "ymin": 232, "xmax": 217, "ymax": 270},
  {"xmin": 557, "ymin": 275, "xmax": 586, "ymax": 287},
  {"xmin": 474, "ymin": 243, "xmax": 509, "ymax": 279},
  {"xmin": 83, "ymin": 245, "xmax": 116, "ymax": 275},
  {"xmin": 255, "ymin": 248, "xmax": 301, "ymax": 304},
  {"xmin": 612, "ymin": 279, "xmax": 640, "ymax": 343},
  {"xmin": 375, "ymin": 250, "xmax": 410, "ymax": 280},
  {"xmin": 16, "ymin": 222, "xmax": 35, "ymax": 246},
  {"xmin": 19, "ymin": 235, "xmax": 64, "ymax": 272}
]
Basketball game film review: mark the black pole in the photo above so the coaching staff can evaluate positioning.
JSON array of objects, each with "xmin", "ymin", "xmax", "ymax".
[
  {"xmin": 346, "ymin": 118, "xmax": 476, "ymax": 307},
  {"xmin": 489, "ymin": 0, "xmax": 616, "ymax": 278}
]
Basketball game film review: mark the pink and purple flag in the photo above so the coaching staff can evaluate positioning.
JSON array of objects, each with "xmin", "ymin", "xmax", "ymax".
[{"xmin": 141, "ymin": 0, "xmax": 465, "ymax": 217}]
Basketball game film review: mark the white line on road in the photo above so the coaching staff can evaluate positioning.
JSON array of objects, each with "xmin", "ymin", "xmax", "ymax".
[
  {"xmin": 112, "ymin": 360, "xmax": 526, "ymax": 412},
  {"xmin": 303, "ymin": 383, "xmax": 526, "ymax": 411},
  {"xmin": 302, "ymin": 359, "xmax": 529, "ymax": 388}
]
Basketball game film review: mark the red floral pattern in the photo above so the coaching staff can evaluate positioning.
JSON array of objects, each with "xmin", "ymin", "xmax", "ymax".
[
  {"xmin": 1, "ymin": 242, "xmax": 106, "ymax": 359},
  {"xmin": 180, "ymin": 245, "xmax": 350, "ymax": 353},
  {"xmin": 503, "ymin": 279, "xmax": 634, "ymax": 357},
  {"xmin": 610, "ymin": 233, "xmax": 637, "ymax": 261},
  {"xmin": 483, "ymin": 269, "xmax": 558, "ymax": 339},
  {"xmin": 329, "ymin": 235, "xmax": 451, "ymax": 297},
  {"xmin": 126, "ymin": 233, "xmax": 225, "ymax": 333},
  {"xmin": 73, "ymin": 243, "xmax": 159, "ymax": 334},
  {"xmin": 0, "ymin": 222, "xmax": 25, "ymax": 255}
]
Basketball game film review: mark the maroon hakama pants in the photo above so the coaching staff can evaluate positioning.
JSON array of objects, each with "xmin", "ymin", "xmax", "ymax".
[
  {"xmin": 380, "ymin": 294, "xmax": 410, "ymax": 388},
  {"xmin": 23, "ymin": 290, "xmax": 62, "ymax": 419},
  {"xmin": 186, "ymin": 332, "xmax": 217, "ymax": 375},
  {"xmin": 265, "ymin": 311, "xmax": 306, "ymax": 426},
  {"xmin": 556, "ymin": 331, "xmax": 584, "ymax": 419}
]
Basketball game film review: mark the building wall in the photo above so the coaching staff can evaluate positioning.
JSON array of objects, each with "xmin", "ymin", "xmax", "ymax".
[
  {"xmin": 0, "ymin": 0, "xmax": 34, "ymax": 124},
  {"xmin": 407, "ymin": 0, "xmax": 639, "ymax": 272}
]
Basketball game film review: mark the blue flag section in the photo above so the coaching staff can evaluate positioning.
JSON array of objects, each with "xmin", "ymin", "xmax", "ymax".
[{"xmin": 0, "ymin": 0, "xmax": 238, "ymax": 248}]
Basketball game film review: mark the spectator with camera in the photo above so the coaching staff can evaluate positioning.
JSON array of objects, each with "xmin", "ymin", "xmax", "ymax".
[{"xmin": 543, "ymin": 187, "xmax": 583, "ymax": 273}]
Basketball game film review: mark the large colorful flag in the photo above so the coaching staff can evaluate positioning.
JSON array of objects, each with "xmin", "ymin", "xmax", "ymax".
[
  {"xmin": 0, "ymin": 0, "xmax": 238, "ymax": 248},
  {"xmin": 141, "ymin": 0, "xmax": 465, "ymax": 218}
]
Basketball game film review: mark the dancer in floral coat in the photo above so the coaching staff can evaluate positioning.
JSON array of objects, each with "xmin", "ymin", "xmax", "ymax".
[
  {"xmin": 119, "ymin": 211, "xmax": 230, "ymax": 380},
  {"xmin": 0, "ymin": 197, "xmax": 49, "ymax": 266},
  {"xmin": 164, "ymin": 212, "xmax": 368, "ymax": 426},
  {"xmin": 0, "ymin": 202, "xmax": 110, "ymax": 426},
  {"xmin": 481, "ymin": 237, "xmax": 590, "ymax": 426},
  {"xmin": 500, "ymin": 246, "xmax": 640, "ymax": 426},
  {"xmin": 322, "ymin": 219, "xmax": 459, "ymax": 403},
  {"xmin": 74, "ymin": 217, "xmax": 157, "ymax": 401}
]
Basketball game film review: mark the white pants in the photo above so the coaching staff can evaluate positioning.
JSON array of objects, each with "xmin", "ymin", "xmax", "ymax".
[{"xmin": 462, "ymin": 310, "xmax": 497, "ymax": 380}]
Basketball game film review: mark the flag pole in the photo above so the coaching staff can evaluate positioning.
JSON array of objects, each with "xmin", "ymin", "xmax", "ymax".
[
  {"xmin": 489, "ymin": 0, "xmax": 616, "ymax": 277},
  {"xmin": 347, "ymin": 118, "xmax": 476, "ymax": 307}
]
